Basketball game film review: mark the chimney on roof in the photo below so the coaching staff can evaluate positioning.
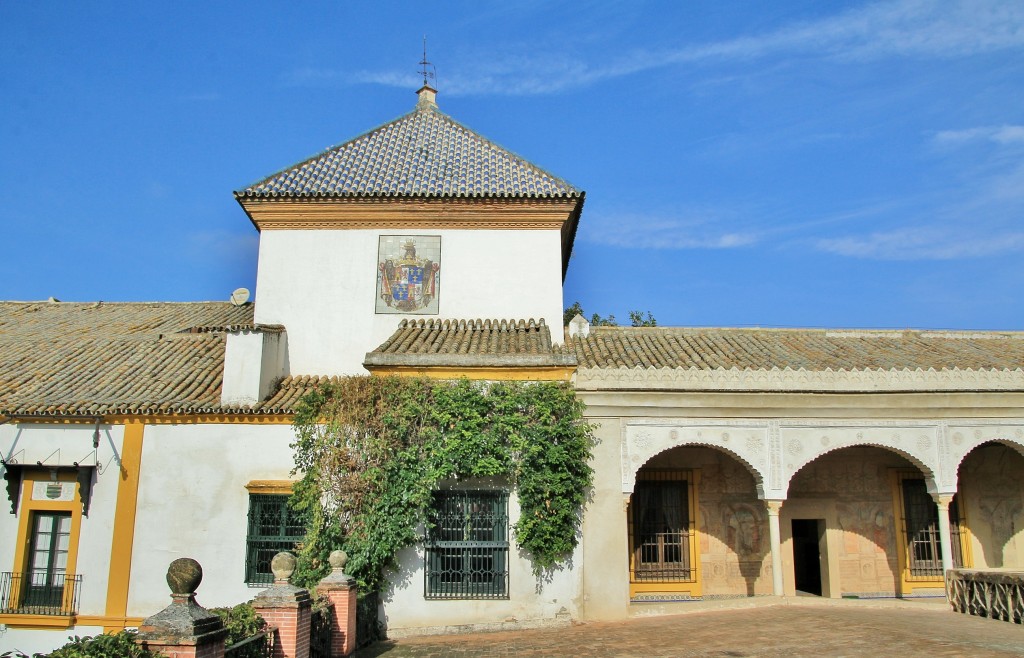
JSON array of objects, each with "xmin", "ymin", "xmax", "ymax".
[
  {"xmin": 416, "ymin": 84, "xmax": 437, "ymax": 109},
  {"xmin": 221, "ymin": 328, "xmax": 288, "ymax": 407}
]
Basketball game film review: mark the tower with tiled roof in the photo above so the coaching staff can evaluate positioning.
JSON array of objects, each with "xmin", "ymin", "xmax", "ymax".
[{"xmin": 235, "ymin": 85, "xmax": 585, "ymax": 376}]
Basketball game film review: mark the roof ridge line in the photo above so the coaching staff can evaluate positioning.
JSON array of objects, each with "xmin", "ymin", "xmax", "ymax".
[
  {"xmin": 425, "ymin": 104, "xmax": 582, "ymax": 193},
  {"xmin": 233, "ymin": 104, "xmax": 425, "ymax": 196}
]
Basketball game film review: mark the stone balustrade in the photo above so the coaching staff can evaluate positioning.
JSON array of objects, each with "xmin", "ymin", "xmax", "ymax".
[
  {"xmin": 946, "ymin": 569, "xmax": 1024, "ymax": 624},
  {"xmin": 136, "ymin": 554, "xmax": 359, "ymax": 657}
]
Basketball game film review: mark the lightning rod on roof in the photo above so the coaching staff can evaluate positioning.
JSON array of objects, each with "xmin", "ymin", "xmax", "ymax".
[{"xmin": 418, "ymin": 36, "xmax": 436, "ymax": 89}]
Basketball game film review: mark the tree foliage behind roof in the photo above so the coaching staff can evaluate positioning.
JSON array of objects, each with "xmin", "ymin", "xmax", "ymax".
[{"xmin": 563, "ymin": 301, "xmax": 657, "ymax": 327}]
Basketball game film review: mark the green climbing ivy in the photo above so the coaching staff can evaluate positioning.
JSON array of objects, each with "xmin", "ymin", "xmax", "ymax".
[{"xmin": 289, "ymin": 376, "xmax": 595, "ymax": 594}]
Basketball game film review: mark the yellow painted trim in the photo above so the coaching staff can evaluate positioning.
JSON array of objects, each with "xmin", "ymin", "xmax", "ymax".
[
  {"xmin": 103, "ymin": 421, "xmax": 144, "ymax": 633},
  {"xmin": 4, "ymin": 414, "xmax": 293, "ymax": 426},
  {"xmin": 367, "ymin": 366, "xmax": 575, "ymax": 381},
  {"xmin": 240, "ymin": 197, "xmax": 579, "ymax": 232},
  {"xmin": 79, "ymin": 614, "xmax": 145, "ymax": 629},
  {"xmin": 10, "ymin": 477, "xmax": 34, "ymax": 575},
  {"xmin": 891, "ymin": 470, "xmax": 916, "ymax": 594},
  {"xmin": 0, "ymin": 613, "xmax": 145, "ymax": 630},
  {"xmin": 107, "ymin": 414, "xmax": 294, "ymax": 425},
  {"xmin": 957, "ymin": 493, "xmax": 974, "ymax": 568},
  {"xmin": 245, "ymin": 480, "xmax": 296, "ymax": 495},
  {"xmin": 891, "ymin": 470, "xmax": 951, "ymax": 594},
  {"xmin": 0, "ymin": 613, "xmax": 75, "ymax": 629},
  {"xmin": 690, "ymin": 470, "xmax": 703, "ymax": 597}
]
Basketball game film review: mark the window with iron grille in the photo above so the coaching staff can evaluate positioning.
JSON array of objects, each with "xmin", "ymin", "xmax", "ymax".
[
  {"xmin": 900, "ymin": 477, "xmax": 966, "ymax": 578},
  {"xmin": 629, "ymin": 471, "xmax": 694, "ymax": 582},
  {"xmin": 245, "ymin": 494, "xmax": 306, "ymax": 585},
  {"xmin": 425, "ymin": 490, "xmax": 509, "ymax": 600}
]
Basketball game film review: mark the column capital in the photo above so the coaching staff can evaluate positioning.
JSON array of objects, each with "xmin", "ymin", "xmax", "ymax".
[
  {"xmin": 931, "ymin": 493, "xmax": 955, "ymax": 508},
  {"xmin": 764, "ymin": 499, "xmax": 784, "ymax": 515}
]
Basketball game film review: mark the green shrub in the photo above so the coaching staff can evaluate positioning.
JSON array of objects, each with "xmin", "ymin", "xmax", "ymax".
[
  {"xmin": 0, "ymin": 630, "xmax": 160, "ymax": 657},
  {"xmin": 210, "ymin": 601, "xmax": 268, "ymax": 656}
]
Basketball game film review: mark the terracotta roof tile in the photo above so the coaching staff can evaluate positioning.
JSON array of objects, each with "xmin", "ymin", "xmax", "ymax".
[
  {"xmin": 0, "ymin": 301, "xmax": 268, "ymax": 417},
  {"xmin": 567, "ymin": 326, "xmax": 1024, "ymax": 371},
  {"xmin": 364, "ymin": 318, "xmax": 575, "ymax": 369}
]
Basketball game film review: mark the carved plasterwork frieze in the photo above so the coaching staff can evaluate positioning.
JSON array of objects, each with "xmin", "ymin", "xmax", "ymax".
[
  {"xmin": 776, "ymin": 421, "xmax": 942, "ymax": 496},
  {"xmin": 621, "ymin": 420, "xmax": 770, "ymax": 496},
  {"xmin": 617, "ymin": 418, "xmax": 1024, "ymax": 501},
  {"xmin": 944, "ymin": 422, "xmax": 1024, "ymax": 483},
  {"xmin": 576, "ymin": 366, "xmax": 1024, "ymax": 392}
]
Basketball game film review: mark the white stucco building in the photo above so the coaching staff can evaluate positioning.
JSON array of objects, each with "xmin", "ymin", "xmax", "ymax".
[{"xmin": 2, "ymin": 84, "xmax": 1024, "ymax": 655}]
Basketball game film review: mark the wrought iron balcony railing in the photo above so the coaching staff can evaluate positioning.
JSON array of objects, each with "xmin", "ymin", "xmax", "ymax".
[{"xmin": 0, "ymin": 570, "xmax": 82, "ymax": 616}]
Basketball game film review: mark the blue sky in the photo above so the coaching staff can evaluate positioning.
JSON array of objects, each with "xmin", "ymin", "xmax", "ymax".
[{"xmin": 2, "ymin": 1, "xmax": 1023, "ymax": 329}]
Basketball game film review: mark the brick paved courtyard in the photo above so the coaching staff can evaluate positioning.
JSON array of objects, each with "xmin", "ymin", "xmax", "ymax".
[{"xmin": 355, "ymin": 598, "xmax": 1024, "ymax": 657}]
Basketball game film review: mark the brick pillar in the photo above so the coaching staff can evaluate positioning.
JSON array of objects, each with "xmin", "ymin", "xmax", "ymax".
[
  {"xmin": 253, "ymin": 552, "xmax": 312, "ymax": 658},
  {"xmin": 136, "ymin": 558, "xmax": 227, "ymax": 658},
  {"xmin": 317, "ymin": 550, "xmax": 358, "ymax": 657}
]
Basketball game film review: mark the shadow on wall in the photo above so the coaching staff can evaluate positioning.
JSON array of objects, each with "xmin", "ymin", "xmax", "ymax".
[
  {"xmin": 958, "ymin": 443, "xmax": 1024, "ymax": 569},
  {"xmin": 786, "ymin": 446, "xmax": 914, "ymax": 597},
  {"xmin": 643, "ymin": 447, "xmax": 771, "ymax": 598}
]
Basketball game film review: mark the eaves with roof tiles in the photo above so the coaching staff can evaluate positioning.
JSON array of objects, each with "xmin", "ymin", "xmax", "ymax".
[
  {"xmin": 566, "ymin": 326, "xmax": 1024, "ymax": 372},
  {"xmin": 0, "ymin": 301, "xmax": 293, "ymax": 418},
  {"xmin": 364, "ymin": 318, "xmax": 576, "ymax": 369}
]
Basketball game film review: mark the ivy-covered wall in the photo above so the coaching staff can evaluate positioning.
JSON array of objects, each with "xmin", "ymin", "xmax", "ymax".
[{"xmin": 289, "ymin": 376, "xmax": 596, "ymax": 597}]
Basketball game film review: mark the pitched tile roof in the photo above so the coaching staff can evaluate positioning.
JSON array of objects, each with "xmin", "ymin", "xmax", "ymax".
[
  {"xmin": 235, "ymin": 90, "xmax": 582, "ymax": 200},
  {"xmin": 364, "ymin": 318, "xmax": 576, "ymax": 368},
  {"xmin": 0, "ymin": 301, "xmax": 277, "ymax": 417},
  {"xmin": 566, "ymin": 326, "xmax": 1024, "ymax": 371}
]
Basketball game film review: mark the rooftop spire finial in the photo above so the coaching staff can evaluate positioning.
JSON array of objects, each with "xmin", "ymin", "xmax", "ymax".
[{"xmin": 416, "ymin": 36, "xmax": 438, "ymax": 108}]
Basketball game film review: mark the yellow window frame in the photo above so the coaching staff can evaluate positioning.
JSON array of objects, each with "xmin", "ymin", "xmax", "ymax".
[
  {"xmin": 890, "ymin": 470, "xmax": 972, "ymax": 595},
  {"xmin": 627, "ymin": 469, "xmax": 702, "ymax": 599},
  {"xmin": 1, "ymin": 469, "xmax": 83, "ymax": 628}
]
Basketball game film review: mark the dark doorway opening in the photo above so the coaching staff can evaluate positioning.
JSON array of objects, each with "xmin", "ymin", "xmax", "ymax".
[{"xmin": 792, "ymin": 519, "xmax": 823, "ymax": 596}]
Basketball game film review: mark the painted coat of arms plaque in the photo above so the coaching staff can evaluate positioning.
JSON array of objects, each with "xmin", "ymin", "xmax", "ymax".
[{"xmin": 376, "ymin": 235, "xmax": 441, "ymax": 314}]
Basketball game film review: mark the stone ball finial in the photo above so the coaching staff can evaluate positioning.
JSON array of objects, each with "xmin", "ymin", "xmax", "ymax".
[
  {"xmin": 329, "ymin": 550, "xmax": 348, "ymax": 571},
  {"xmin": 271, "ymin": 551, "xmax": 297, "ymax": 582},
  {"xmin": 166, "ymin": 557, "xmax": 203, "ymax": 596}
]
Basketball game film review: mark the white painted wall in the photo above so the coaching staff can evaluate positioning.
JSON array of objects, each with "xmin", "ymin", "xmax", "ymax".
[
  {"xmin": 2, "ymin": 626, "xmax": 104, "ymax": 656},
  {"xmin": 128, "ymin": 423, "xmax": 297, "ymax": 616},
  {"xmin": 382, "ymin": 484, "xmax": 583, "ymax": 635},
  {"xmin": 130, "ymin": 426, "xmax": 583, "ymax": 633},
  {"xmin": 0, "ymin": 423, "xmax": 124, "ymax": 619},
  {"xmin": 253, "ymin": 228, "xmax": 565, "ymax": 376}
]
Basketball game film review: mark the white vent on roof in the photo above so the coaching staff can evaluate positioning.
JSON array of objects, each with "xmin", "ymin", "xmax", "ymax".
[{"xmin": 568, "ymin": 314, "xmax": 590, "ymax": 339}]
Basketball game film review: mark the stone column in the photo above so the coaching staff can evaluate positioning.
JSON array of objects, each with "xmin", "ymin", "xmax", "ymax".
[
  {"xmin": 253, "ymin": 552, "xmax": 312, "ymax": 658},
  {"xmin": 932, "ymin": 494, "xmax": 955, "ymax": 574},
  {"xmin": 317, "ymin": 550, "xmax": 358, "ymax": 657},
  {"xmin": 136, "ymin": 558, "xmax": 227, "ymax": 658},
  {"xmin": 765, "ymin": 500, "xmax": 785, "ymax": 597}
]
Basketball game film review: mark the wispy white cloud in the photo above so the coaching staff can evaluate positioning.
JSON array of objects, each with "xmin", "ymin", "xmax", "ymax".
[
  {"xmin": 812, "ymin": 159, "xmax": 1024, "ymax": 260},
  {"xmin": 582, "ymin": 210, "xmax": 759, "ymax": 250},
  {"xmin": 816, "ymin": 228, "xmax": 1024, "ymax": 260},
  {"xmin": 293, "ymin": 0, "xmax": 1024, "ymax": 96},
  {"xmin": 934, "ymin": 125, "xmax": 1024, "ymax": 147},
  {"xmin": 586, "ymin": 157, "xmax": 1024, "ymax": 259},
  {"xmin": 676, "ymin": 0, "xmax": 1024, "ymax": 63}
]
